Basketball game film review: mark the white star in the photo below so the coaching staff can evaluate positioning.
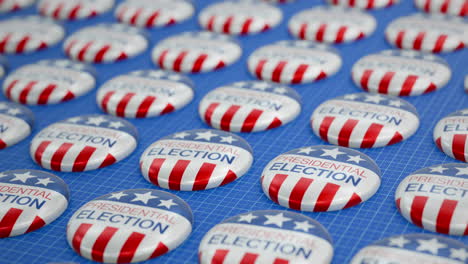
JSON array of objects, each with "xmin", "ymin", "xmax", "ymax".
[
  {"xmin": 251, "ymin": 82, "xmax": 270, "ymax": 90},
  {"xmin": 0, "ymin": 172, "xmax": 7, "ymax": 178},
  {"xmin": 364, "ymin": 94, "xmax": 385, "ymax": 104},
  {"xmin": 388, "ymin": 236, "xmax": 410, "ymax": 248},
  {"xmin": 298, "ymin": 147, "xmax": 315, "ymax": 155},
  {"xmin": 450, "ymin": 248, "xmax": 467, "ymax": 261},
  {"xmin": 320, "ymin": 148, "xmax": 345, "ymax": 159},
  {"xmin": 274, "ymin": 88, "xmax": 287, "ymax": 94},
  {"xmin": 263, "ymin": 213, "xmax": 291, "ymax": 228},
  {"xmin": 0, "ymin": 103, "xmax": 7, "ymax": 110},
  {"xmin": 416, "ymin": 238, "xmax": 447, "ymax": 255},
  {"xmin": 131, "ymin": 191, "xmax": 158, "ymax": 205},
  {"xmin": 10, "ymin": 171, "xmax": 36, "ymax": 183},
  {"xmin": 459, "ymin": 109, "xmax": 468, "ymax": 115},
  {"xmin": 429, "ymin": 165, "xmax": 447, "ymax": 173},
  {"xmin": 219, "ymin": 136, "xmax": 237, "ymax": 144},
  {"xmin": 173, "ymin": 132, "xmax": 190, "ymax": 139},
  {"xmin": 455, "ymin": 166, "xmax": 468, "ymax": 176},
  {"xmin": 238, "ymin": 213, "xmax": 258, "ymax": 223},
  {"xmin": 388, "ymin": 100, "xmax": 403, "ymax": 107},
  {"xmin": 347, "ymin": 155, "xmax": 365, "ymax": 164},
  {"xmin": 36, "ymin": 178, "xmax": 54, "ymax": 186},
  {"xmin": 158, "ymin": 199, "xmax": 177, "ymax": 209},
  {"xmin": 195, "ymin": 131, "xmax": 217, "ymax": 141},
  {"xmin": 67, "ymin": 117, "xmax": 81, "ymax": 123},
  {"xmin": 7, "ymin": 108, "xmax": 21, "ymax": 115},
  {"xmin": 343, "ymin": 94, "xmax": 359, "ymax": 100},
  {"xmin": 293, "ymin": 220, "xmax": 315, "ymax": 232},
  {"xmin": 109, "ymin": 192, "xmax": 127, "ymax": 200},
  {"xmin": 108, "ymin": 121, "xmax": 124, "ymax": 129},
  {"xmin": 86, "ymin": 116, "xmax": 107, "ymax": 126}
]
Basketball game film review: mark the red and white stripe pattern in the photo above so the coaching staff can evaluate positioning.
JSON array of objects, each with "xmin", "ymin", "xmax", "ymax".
[
  {"xmin": 433, "ymin": 109, "xmax": 468, "ymax": 162},
  {"xmin": 263, "ymin": 0, "xmax": 295, "ymax": 3},
  {"xmin": 97, "ymin": 70, "xmax": 194, "ymax": 118},
  {"xmin": 152, "ymin": 31, "xmax": 242, "ymax": 73},
  {"xmin": 352, "ymin": 49, "xmax": 451, "ymax": 96},
  {"xmin": 64, "ymin": 23, "xmax": 148, "ymax": 63},
  {"xmin": 199, "ymin": 81, "xmax": 301, "ymax": 132},
  {"xmin": 198, "ymin": 0, "xmax": 282, "ymax": 35},
  {"xmin": 415, "ymin": 0, "xmax": 468, "ymax": 17},
  {"xmin": 395, "ymin": 164, "xmax": 468, "ymax": 235},
  {"xmin": 3, "ymin": 59, "xmax": 95, "ymax": 105},
  {"xmin": 385, "ymin": 14, "xmax": 468, "ymax": 53},
  {"xmin": 0, "ymin": 15, "xmax": 64, "ymax": 54},
  {"xmin": 115, "ymin": 0, "xmax": 194, "ymax": 28},
  {"xmin": 38, "ymin": 0, "xmax": 114, "ymax": 20},
  {"xmin": 0, "ymin": 102, "xmax": 33, "ymax": 149},
  {"xmin": 248, "ymin": 40, "xmax": 342, "ymax": 84},
  {"xmin": 0, "ymin": 0, "xmax": 35, "ymax": 13},
  {"xmin": 326, "ymin": 0, "xmax": 399, "ymax": 9},
  {"xmin": 311, "ymin": 93, "xmax": 420, "ymax": 148},
  {"xmin": 288, "ymin": 6, "xmax": 376, "ymax": 44}
]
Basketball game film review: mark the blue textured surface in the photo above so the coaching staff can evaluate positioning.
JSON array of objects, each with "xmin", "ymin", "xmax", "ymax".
[{"xmin": 0, "ymin": 1, "xmax": 467, "ymax": 264}]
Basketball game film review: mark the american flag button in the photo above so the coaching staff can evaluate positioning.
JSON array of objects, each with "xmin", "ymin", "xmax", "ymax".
[
  {"xmin": 199, "ymin": 81, "xmax": 301, "ymax": 132},
  {"xmin": 261, "ymin": 145, "xmax": 381, "ymax": 212},
  {"xmin": 0, "ymin": 169, "xmax": 69, "ymax": 238},
  {"xmin": 385, "ymin": 13, "xmax": 468, "ymax": 53},
  {"xmin": 38, "ymin": 0, "xmax": 114, "ymax": 20},
  {"xmin": 248, "ymin": 40, "xmax": 342, "ymax": 84},
  {"xmin": 0, "ymin": 15, "xmax": 65, "ymax": 54},
  {"xmin": 415, "ymin": 0, "xmax": 468, "ymax": 17},
  {"xmin": 310, "ymin": 93, "xmax": 419, "ymax": 148},
  {"xmin": 395, "ymin": 164, "xmax": 467, "ymax": 236},
  {"xmin": 152, "ymin": 31, "xmax": 242, "ymax": 73},
  {"xmin": 326, "ymin": 0, "xmax": 399, "ymax": 9},
  {"xmin": 434, "ymin": 109, "xmax": 468, "ymax": 162},
  {"xmin": 350, "ymin": 233, "xmax": 467, "ymax": 264},
  {"xmin": 352, "ymin": 49, "xmax": 451, "ymax": 96},
  {"xmin": 3, "ymin": 59, "xmax": 96, "ymax": 105},
  {"xmin": 198, "ymin": 210, "xmax": 334, "ymax": 264},
  {"xmin": 64, "ymin": 23, "xmax": 148, "ymax": 63},
  {"xmin": 67, "ymin": 189, "xmax": 193, "ymax": 263},
  {"xmin": 0, "ymin": 0, "xmax": 35, "ymax": 13},
  {"xmin": 115, "ymin": 0, "xmax": 194, "ymax": 28},
  {"xmin": 0, "ymin": 101, "xmax": 33, "ymax": 149},
  {"xmin": 288, "ymin": 6, "xmax": 376, "ymax": 44},
  {"xmin": 30, "ymin": 114, "xmax": 138, "ymax": 172},
  {"xmin": 0, "ymin": 56, "xmax": 7, "ymax": 79},
  {"xmin": 198, "ymin": 0, "xmax": 282, "ymax": 35},
  {"xmin": 140, "ymin": 129, "xmax": 253, "ymax": 191}
]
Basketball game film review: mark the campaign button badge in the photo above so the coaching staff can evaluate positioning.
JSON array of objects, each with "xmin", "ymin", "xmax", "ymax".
[
  {"xmin": 64, "ymin": 23, "xmax": 148, "ymax": 63},
  {"xmin": 248, "ymin": 40, "xmax": 342, "ymax": 84},
  {"xmin": 198, "ymin": 210, "xmax": 334, "ymax": 264},
  {"xmin": 0, "ymin": 169, "xmax": 69, "ymax": 238},
  {"xmin": 0, "ymin": 101, "xmax": 33, "ymax": 149},
  {"xmin": 198, "ymin": 0, "xmax": 282, "ymax": 35},
  {"xmin": 288, "ymin": 6, "xmax": 376, "ymax": 44},
  {"xmin": 199, "ymin": 81, "xmax": 301, "ymax": 132},
  {"xmin": 352, "ymin": 49, "xmax": 451, "ymax": 96},
  {"xmin": 140, "ymin": 129, "xmax": 253, "ymax": 191},
  {"xmin": 38, "ymin": 0, "xmax": 114, "ymax": 20},
  {"xmin": 326, "ymin": 0, "xmax": 399, "ymax": 9},
  {"xmin": 0, "ymin": 56, "xmax": 7, "ymax": 79},
  {"xmin": 415, "ymin": 0, "xmax": 468, "ymax": 17},
  {"xmin": 310, "ymin": 93, "xmax": 419, "ymax": 148},
  {"xmin": 350, "ymin": 233, "xmax": 467, "ymax": 264},
  {"xmin": 116, "ymin": 0, "xmax": 194, "ymax": 28},
  {"xmin": 67, "ymin": 189, "xmax": 193, "ymax": 263},
  {"xmin": 97, "ymin": 70, "xmax": 194, "ymax": 118},
  {"xmin": 152, "ymin": 31, "xmax": 242, "ymax": 73},
  {"xmin": 434, "ymin": 109, "xmax": 468, "ymax": 162},
  {"xmin": 395, "ymin": 164, "xmax": 468, "ymax": 236},
  {"xmin": 3, "ymin": 59, "xmax": 96, "ymax": 105},
  {"xmin": 30, "ymin": 114, "xmax": 138, "ymax": 172},
  {"xmin": 261, "ymin": 145, "xmax": 381, "ymax": 212},
  {"xmin": 385, "ymin": 13, "xmax": 468, "ymax": 53},
  {"xmin": 0, "ymin": 15, "xmax": 65, "ymax": 54},
  {"xmin": 0, "ymin": 0, "xmax": 35, "ymax": 13}
]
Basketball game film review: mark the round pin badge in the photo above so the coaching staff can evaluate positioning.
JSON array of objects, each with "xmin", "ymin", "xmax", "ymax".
[
  {"xmin": 0, "ymin": 56, "xmax": 7, "ymax": 79},
  {"xmin": 199, "ymin": 81, "xmax": 301, "ymax": 132},
  {"xmin": 198, "ymin": 0, "xmax": 282, "ymax": 35},
  {"xmin": 352, "ymin": 49, "xmax": 451, "ymax": 96},
  {"xmin": 198, "ymin": 210, "xmax": 334, "ymax": 264},
  {"xmin": 115, "ymin": 0, "xmax": 194, "ymax": 28},
  {"xmin": 248, "ymin": 40, "xmax": 342, "ymax": 84},
  {"xmin": 0, "ymin": 101, "xmax": 33, "ymax": 149},
  {"xmin": 67, "ymin": 189, "xmax": 193, "ymax": 263},
  {"xmin": 38, "ymin": 0, "xmax": 114, "ymax": 20},
  {"xmin": 415, "ymin": 0, "xmax": 468, "ymax": 17},
  {"xmin": 434, "ymin": 109, "xmax": 468, "ymax": 162},
  {"xmin": 350, "ymin": 233, "xmax": 467, "ymax": 264},
  {"xmin": 385, "ymin": 13, "xmax": 468, "ymax": 53},
  {"xmin": 395, "ymin": 164, "xmax": 467, "ymax": 236},
  {"xmin": 310, "ymin": 93, "xmax": 419, "ymax": 148},
  {"xmin": 0, "ymin": 169, "xmax": 69, "ymax": 238},
  {"xmin": 140, "ymin": 129, "xmax": 253, "ymax": 191},
  {"xmin": 0, "ymin": 0, "xmax": 35, "ymax": 13},
  {"xmin": 64, "ymin": 23, "xmax": 148, "ymax": 63},
  {"xmin": 30, "ymin": 114, "xmax": 138, "ymax": 172},
  {"xmin": 3, "ymin": 59, "xmax": 96, "ymax": 105},
  {"xmin": 288, "ymin": 6, "xmax": 376, "ymax": 44},
  {"xmin": 97, "ymin": 70, "xmax": 194, "ymax": 118},
  {"xmin": 152, "ymin": 31, "xmax": 242, "ymax": 73},
  {"xmin": 0, "ymin": 15, "xmax": 64, "ymax": 54},
  {"xmin": 261, "ymin": 145, "xmax": 381, "ymax": 212},
  {"xmin": 327, "ymin": 0, "xmax": 399, "ymax": 9}
]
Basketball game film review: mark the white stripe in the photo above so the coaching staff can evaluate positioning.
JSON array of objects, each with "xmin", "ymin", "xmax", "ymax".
[
  {"xmin": 60, "ymin": 143, "xmax": 83, "ymax": 171},
  {"xmin": 228, "ymin": 106, "xmax": 254, "ymax": 132},
  {"xmin": 326, "ymin": 117, "xmax": 348, "ymax": 145},
  {"xmin": 348, "ymin": 121, "xmax": 372, "ymax": 148},
  {"xmin": 102, "ymin": 228, "xmax": 128, "ymax": 263},
  {"xmin": 156, "ymin": 158, "xmax": 178, "ymax": 189},
  {"xmin": 208, "ymin": 103, "xmax": 232, "ymax": 130},
  {"xmin": 421, "ymin": 196, "xmax": 444, "ymax": 232},
  {"xmin": 451, "ymin": 199, "xmax": 467, "ymax": 235},
  {"xmin": 205, "ymin": 164, "xmax": 230, "ymax": 190},
  {"xmin": 276, "ymin": 175, "xmax": 297, "ymax": 208},
  {"xmin": 80, "ymin": 224, "xmax": 107, "ymax": 260}
]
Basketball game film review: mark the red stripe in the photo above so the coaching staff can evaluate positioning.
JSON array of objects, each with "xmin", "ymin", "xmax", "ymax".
[
  {"xmin": 255, "ymin": 60, "xmax": 267, "ymax": 80},
  {"xmin": 215, "ymin": 61, "xmax": 225, "ymax": 69},
  {"xmin": 5, "ymin": 79, "xmax": 19, "ymax": 99},
  {"xmin": 436, "ymin": 199, "xmax": 458, "ymax": 234},
  {"xmin": 314, "ymin": 183, "xmax": 340, "ymax": 212},
  {"xmin": 396, "ymin": 198, "xmax": 401, "ymax": 212},
  {"xmin": 461, "ymin": 1, "xmax": 468, "ymax": 16},
  {"xmin": 388, "ymin": 131, "xmax": 403, "ymax": 146},
  {"xmin": 161, "ymin": 103, "xmax": 175, "ymax": 115},
  {"xmin": 298, "ymin": 23, "xmax": 307, "ymax": 39},
  {"xmin": 192, "ymin": 54, "xmax": 208, "ymax": 73},
  {"xmin": 68, "ymin": 4, "xmax": 82, "ymax": 20},
  {"xmin": 148, "ymin": 158, "xmax": 165, "ymax": 186},
  {"xmin": 116, "ymin": 93, "xmax": 135, "ymax": 117},
  {"xmin": 65, "ymin": 40, "xmax": 77, "ymax": 55},
  {"xmin": 100, "ymin": 91, "xmax": 115, "ymax": 113},
  {"xmin": 360, "ymin": 70, "xmax": 373, "ymax": 91},
  {"xmin": 25, "ymin": 216, "xmax": 46, "ymax": 234},
  {"xmin": 267, "ymin": 117, "xmax": 282, "ymax": 130},
  {"xmin": 72, "ymin": 223, "xmax": 93, "ymax": 254},
  {"xmin": 316, "ymin": 24, "xmax": 327, "ymax": 42},
  {"xmin": 361, "ymin": 123, "xmax": 384, "ymax": 148},
  {"xmin": 0, "ymin": 33, "xmax": 12, "ymax": 53},
  {"xmin": 146, "ymin": 11, "xmax": 160, "ymax": 27},
  {"xmin": 273, "ymin": 259, "xmax": 289, "ymax": 264},
  {"xmin": 99, "ymin": 154, "xmax": 116, "ymax": 168},
  {"xmin": 117, "ymin": 52, "xmax": 128, "ymax": 61},
  {"xmin": 343, "ymin": 193, "xmax": 362, "ymax": 209},
  {"xmin": 338, "ymin": 119, "xmax": 359, "ymax": 147},
  {"xmin": 292, "ymin": 64, "xmax": 308, "ymax": 84},
  {"xmin": 168, "ymin": 160, "xmax": 190, "ymax": 190},
  {"xmin": 91, "ymin": 227, "xmax": 118, "ymax": 262},
  {"xmin": 319, "ymin": 116, "xmax": 335, "ymax": 142},
  {"xmin": 272, "ymin": 61, "xmax": 287, "ymax": 82},
  {"xmin": 204, "ymin": 103, "xmax": 220, "ymax": 126},
  {"xmin": 15, "ymin": 36, "xmax": 30, "ymax": 53},
  {"xmin": 395, "ymin": 31, "xmax": 405, "ymax": 49},
  {"xmin": 136, "ymin": 96, "xmax": 156, "ymax": 118},
  {"xmin": 52, "ymin": 3, "xmax": 64, "ymax": 19},
  {"xmin": 440, "ymin": 0, "xmax": 450, "ymax": 12},
  {"xmin": 117, "ymin": 232, "xmax": 145, "ymax": 263},
  {"xmin": 289, "ymin": 178, "xmax": 313, "ymax": 210},
  {"xmin": 77, "ymin": 41, "xmax": 93, "ymax": 61},
  {"xmin": 0, "ymin": 208, "xmax": 22, "ymax": 238},
  {"xmin": 452, "ymin": 134, "xmax": 467, "ymax": 162},
  {"xmin": 220, "ymin": 105, "xmax": 241, "ymax": 131},
  {"xmin": 207, "ymin": 16, "xmax": 216, "ymax": 31},
  {"xmin": 424, "ymin": 82, "xmax": 437, "ymax": 94},
  {"xmin": 240, "ymin": 253, "xmax": 258, "ymax": 264},
  {"xmin": 192, "ymin": 163, "xmax": 217, "ymax": 191},
  {"xmin": 413, "ymin": 32, "xmax": 426, "ymax": 50},
  {"xmin": 0, "ymin": 139, "xmax": 6, "ymax": 149},
  {"xmin": 150, "ymin": 242, "xmax": 168, "ymax": 258},
  {"xmin": 223, "ymin": 16, "xmax": 234, "ymax": 34},
  {"xmin": 424, "ymin": 0, "xmax": 431, "ymax": 11},
  {"xmin": 241, "ymin": 18, "xmax": 253, "ymax": 34},
  {"xmin": 432, "ymin": 35, "xmax": 447, "ymax": 53},
  {"xmin": 37, "ymin": 84, "xmax": 57, "ymax": 105},
  {"xmin": 157, "ymin": 49, "xmax": 169, "ymax": 68},
  {"xmin": 316, "ymin": 71, "xmax": 327, "ymax": 81},
  {"xmin": 50, "ymin": 142, "xmax": 73, "ymax": 171},
  {"xmin": 335, "ymin": 26, "xmax": 347, "ymax": 43},
  {"xmin": 435, "ymin": 137, "xmax": 442, "ymax": 150},
  {"xmin": 94, "ymin": 45, "xmax": 111, "ymax": 63},
  {"xmin": 268, "ymin": 174, "xmax": 288, "ymax": 204},
  {"xmin": 349, "ymin": 0, "xmax": 356, "ymax": 6},
  {"xmin": 410, "ymin": 196, "xmax": 428, "ymax": 227},
  {"xmin": 366, "ymin": 0, "xmax": 375, "ymax": 9},
  {"xmin": 220, "ymin": 170, "xmax": 237, "ymax": 186},
  {"xmin": 130, "ymin": 8, "xmax": 143, "ymax": 25},
  {"xmin": 34, "ymin": 141, "xmax": 51, "ymax": 167},
  {"xmin": 73, "ymin": 146, "xmax": 96, "ymax": 172},
  {"xmin": 400, "ymin": 75, "xmax": 418, "ymax": 96},
  {"xmin": 378, "ymin": 72, "xmax": 395, "ymax": 94},
  {"xmin": 173, "ymin": 51, "xmax": 188, "ymax": 72},
  {"xmin": 211, "ymin": 249, "xmax": 229, "ymax": 264},
  {"xmin": 19, "ymin": 81, "xmax": 37, "ymax": 104},
  {"xmin": 241, "ymin": 109, "xmax": 263, "ymax": 132}
]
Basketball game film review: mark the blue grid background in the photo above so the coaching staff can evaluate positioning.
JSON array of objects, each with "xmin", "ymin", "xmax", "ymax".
[{"xmin": 0, "ymin": 0, "xmax": 467, "ymax": 263}]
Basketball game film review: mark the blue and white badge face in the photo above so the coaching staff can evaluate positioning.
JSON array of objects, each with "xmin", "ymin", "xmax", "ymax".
[
  {"xmin": 3, "ymin": 59, "xmax": 96, "ymax": 105},
  {"xmin": 198, "ymin": 210, "xmax": 334, "ymax": 264},
  {"xmin": 30, "ymin": 114, "xmax": 138, "ymax": 172},
  {"xmin": 0, "ymin": 56, "xmax": 7, "ymax": 79},
  {"xmin": 434, "ymin": 109, "xmax": 468, "ymax": 162},
  {"xmin": 350, "ymin": 233, "xmax": 467, "ymax": 264},
  {"xmin": 0, "ymin": 101, "xmax": 34, "ymax": 149},
  {"xmin": 0, "ymin": 169, "xmax": 69, "ymax": 238},
  {"xmin": 67, "ymin": 189, "xmax": 193, "ymax": 263}
]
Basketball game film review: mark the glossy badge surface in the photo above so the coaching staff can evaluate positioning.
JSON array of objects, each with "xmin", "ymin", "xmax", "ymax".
[
  {"xmin": 415, "ymin": 0, "xmax": 468, "ymax": 17},
  {"xmin": 434, "ymin": 109, "xmax": 468, "ymax": 162},
  {"xmin": 38, "ymin": 0, "xmax": 114, "ymax": 20},
  {"xmin": 0, "ymin": 101, "xmax": 33, "ymax": 149},
  {"xmin": 327, "ymin": 0, "xmax": 399, "ymax": 9},
  {"xmin": 0, "ymin": 0, "xmax": 35, "ymax": 13}
]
